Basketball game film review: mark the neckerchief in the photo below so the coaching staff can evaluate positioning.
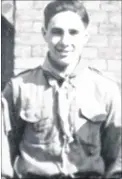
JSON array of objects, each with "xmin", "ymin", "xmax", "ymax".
[{"xmin": 42, "ymin": 54, "xmax": 88, "ymax": 174}]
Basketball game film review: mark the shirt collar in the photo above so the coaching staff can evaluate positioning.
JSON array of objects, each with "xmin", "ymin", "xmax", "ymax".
[{"xmin": 42, "ymin": 53, "xmax": 89, "ymax": 87}]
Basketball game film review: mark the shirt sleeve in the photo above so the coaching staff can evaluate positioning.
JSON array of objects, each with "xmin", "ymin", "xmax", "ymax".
[
  {"xmin": 2, "ymin": 96, "xmax": 14, "ymax": 178},
  {"xmin": 2, "ymin": 81, "xmax": 15, "ymax": 177},
  {"xmin": 101, "ymin": 83, "xmax": 121, "ymax": 178},
  {"xmin": 2, "ymin": 80, "xmax": 25, "ymax": 177},
  {"xmin": 2, "ymin": 81, "xmax": 15, "ymax": 129}
]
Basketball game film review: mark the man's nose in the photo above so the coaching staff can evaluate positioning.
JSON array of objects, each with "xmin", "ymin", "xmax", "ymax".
[{"xmin": 60, "ymin": 33, "xmax": 71, "ymax": 46}]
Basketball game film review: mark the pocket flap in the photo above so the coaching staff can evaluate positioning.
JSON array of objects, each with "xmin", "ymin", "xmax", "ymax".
[
  {"xmin": 79, "ymin": 99, "xmax": 106, "ymax": 123},
  {"xmin": 20, "ymin": 108, "xmax": 41, "ymax": 123}
]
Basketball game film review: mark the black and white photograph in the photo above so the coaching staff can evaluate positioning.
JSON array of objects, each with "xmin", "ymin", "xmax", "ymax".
[{"xmin": 1, "ymin": 1, "xmax": 121, "ymax": 179}]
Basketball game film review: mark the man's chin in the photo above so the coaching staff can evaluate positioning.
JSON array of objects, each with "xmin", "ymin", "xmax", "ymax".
[
  {"xmin": 59, "ymin": 55, "xmax": 72, "ymax": 62},
  {"xmin": 58, "ymin": 59, "xmax": 71, "ymax": 67}
]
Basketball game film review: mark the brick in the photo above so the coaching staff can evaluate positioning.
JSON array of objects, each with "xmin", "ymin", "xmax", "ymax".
[
  {"xmin": 100, "ymin": 1, "xmax": 121, "ymax": 12},
  {"xmin": 87, "ymin": 35, "xmax": 108, "ymax": 47},
  {"xmin": 108, "ymin": 13, "xmax": 121, "ymax": 25},
  {"xmin": 14, "ymin": 45, "xmax": 31, "ymax": 57},
  {"xmin": 82, "ymin": 47, "xmax": 98, "ymax": 58},
  {"xmin": 108, "ymin": 36, "xmax": 121, "ymax": 47},
  {"xmin": 98, "ymin": 48, "xmax": 121, "ymax": 60},
  {"xmin": 15, "ymin": 33, "xmax": 45, "ymax": 45},
  {"xmin": 16, "ymin": 1, "xmax": 33, "ymax": 9},
  {"xmin": 33, "ymin": 1, "xmax": 49, "ymax": 9},
  {"xmin": 83, "ymin": 1, "xmax": 100, "ymax": 10},
  {"xmin": 16, "ymin": 21, "xmax": 33, "ymax": 32},
  {"xmin": 33, "ymin": 22, "xmax": 42, "ymax": 33},
  {"xmin": 99, "ymin": 24, "xmax": 121, "ymax": 35},
  {"xmin": 31, "ymin": 45, "xmax": 47, "ymax": 57},
  {"xmin": 89, "ymin": 11, "xmax": 108, "ymax": 24},
  {"xmin": 89, "ymin": 59, "xmax": 107, "ymax": 70},
  {"xmin": 88, "ymin": 24, "xmax": 98, "ymax": 34},
  {"xmin": 15, "ymin": 57, "xmax": 45, "ymax": 69},
  {"xmin": 107, "ymin": 60, "xmax": 121, "ymax": 72},
  {"xmin": 16, "ymin": 10, "xmax": 43, "ymax": 21}
]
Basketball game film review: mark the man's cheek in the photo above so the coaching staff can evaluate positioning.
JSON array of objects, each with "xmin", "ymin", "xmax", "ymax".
[{"xmin": 51, "ymin": 36, "xmax": 61, "ymax": 44}]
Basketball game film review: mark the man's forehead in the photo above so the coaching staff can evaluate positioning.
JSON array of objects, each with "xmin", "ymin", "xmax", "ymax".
[{"xmin": 47, "ymin": 11, "xmax": 85, "ymax": 31}]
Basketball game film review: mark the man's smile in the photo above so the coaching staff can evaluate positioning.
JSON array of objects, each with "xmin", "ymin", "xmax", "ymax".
[{"xmin": 55, "ymin": 48, "xmax": 73, "ymax": 54}]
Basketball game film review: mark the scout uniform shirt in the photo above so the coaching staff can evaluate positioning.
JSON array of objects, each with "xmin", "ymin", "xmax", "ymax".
[{"xmin": 2, "ymin": 57, "xmax": 121, "ymax": 178}]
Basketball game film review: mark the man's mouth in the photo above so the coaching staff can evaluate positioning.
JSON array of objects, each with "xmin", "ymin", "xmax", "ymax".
[{"xmin": 56, "ymin": 48, "xmax": 73, "ymax": 54}]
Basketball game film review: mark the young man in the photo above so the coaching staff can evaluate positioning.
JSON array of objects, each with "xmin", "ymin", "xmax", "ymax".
[{"xmin": 2, "ymin": 1, "xmax": 121, "ymax": 179}]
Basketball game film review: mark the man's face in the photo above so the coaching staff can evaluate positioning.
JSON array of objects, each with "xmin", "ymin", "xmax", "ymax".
[{"xmin": 43, "ymin": 11, "xmax": 88, "ymax": 68}]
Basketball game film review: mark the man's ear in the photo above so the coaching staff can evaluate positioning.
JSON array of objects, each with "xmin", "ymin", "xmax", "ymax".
[{"xmin": 41, "ymin": 27, "xmax": 47, "ymax": 41}]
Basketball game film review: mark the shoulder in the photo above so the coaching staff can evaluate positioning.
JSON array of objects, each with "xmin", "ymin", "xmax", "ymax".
[
  {"xmin": 88, "ymin": 67, "xmax": 120, "ymax": 85},
  {"xmin": 10, "ymin": 65, "xmax": 46, "ymax": 93},
  {"xmin": 11, "ymin": 65, "xmax": 45, "ymax": 85},
  {"xmin": 14, "ymin": 65, "xmax": 43, "ymax": 79},
  {"xmin": 88, "ymin": 66, "xmax": 120, "ymax": 95},
  {"xmin": 9, "ymin": 66, "xmax": 46, "ymax": 103}
]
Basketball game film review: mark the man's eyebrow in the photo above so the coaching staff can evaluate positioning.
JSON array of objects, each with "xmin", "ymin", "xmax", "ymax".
[
  {"xmin": 69, "ymin": 28, "xmax": 79, "ymax": 32},
  {"xmin": 51, "ymin": 27, "xmax": 63, "ymax": 34},
  {"xmin": 51, "ymin": 27, "xmax": 63, "ymax": 31},
  {"xmin": 51, "ymin": 27, "xmax": 80, "ymax": 31}
]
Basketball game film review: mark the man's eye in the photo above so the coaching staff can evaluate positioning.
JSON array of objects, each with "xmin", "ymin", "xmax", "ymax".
[
  {"xmin": 69, "ymin": 29, "xmax": 79, "ymax": 35},
  {"xmin": 51, "ymin": 28, "xmax": 63, "ymax": 35}
]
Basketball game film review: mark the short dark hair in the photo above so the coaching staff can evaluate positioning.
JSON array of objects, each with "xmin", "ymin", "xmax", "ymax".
[{"xmin": 44, "ymin": 0, "xmax": 90, "ymax": 29}]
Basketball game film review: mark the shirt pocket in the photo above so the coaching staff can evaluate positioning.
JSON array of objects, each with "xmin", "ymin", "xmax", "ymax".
[
  {"xmin": 19, "ymin": 85, "xmax": 54, "ymax": 122},
  {"xmin": 76, "ymin": 100, "xmax": 107, "ymax": 156},
  {"xmin": 20, "ymin": 90, "xmax": 54, "ymax": 123},
  {"xmin": 23, "ymin": 118, "xmax": 55, "ymax": 144},
  {"xmin": 20, "ymin": 103, "xmax": 53, "ymax": 143}
]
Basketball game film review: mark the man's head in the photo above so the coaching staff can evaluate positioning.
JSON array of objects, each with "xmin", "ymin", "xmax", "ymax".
[
  {"xmin": 42, "ymin": 0, "xmax": 90, "ymax": 69},
  {"xmin": 44, "ymin": 0, "xmax": 89, "ymax": 29}
]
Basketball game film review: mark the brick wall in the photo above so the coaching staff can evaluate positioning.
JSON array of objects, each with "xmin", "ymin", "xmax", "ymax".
[{"xmin": 14, "ymin": 1, "xmax": 121, "ymax": 84}]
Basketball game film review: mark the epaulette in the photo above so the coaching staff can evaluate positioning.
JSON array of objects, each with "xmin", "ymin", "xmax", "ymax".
[
  {"xmin": 13, "ymin": 68, "xmax": 33, "ymax": 78},
  {"xmin": 13, "ymin": 66, "xmax": 42, "ymax": 78},
  {"xmin": 88, "ymin": 66, "xmax": 120, "ymax": 84},
  {"xmin": 88, "ymin": 67, "xmax": 103, "ymax": 75}
]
